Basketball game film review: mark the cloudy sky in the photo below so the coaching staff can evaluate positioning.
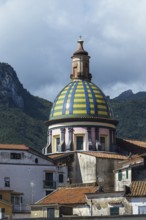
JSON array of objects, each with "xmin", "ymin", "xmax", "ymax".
[{"xmin": 0, "ymin": 0, "xmax": 146, "ymax": 101}]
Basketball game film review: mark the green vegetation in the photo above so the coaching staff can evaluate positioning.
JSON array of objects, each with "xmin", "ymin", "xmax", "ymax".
[
  {"xmin": 0, "ymin": 97, "xmax": 52, "ymax": 152},
  {"xmin": 111, "ymin": 97, "xmax": 146, "ymax": 141}
]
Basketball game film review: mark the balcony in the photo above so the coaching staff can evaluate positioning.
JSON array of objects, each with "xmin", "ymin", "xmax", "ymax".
[{"xmin": 43, "ymin": 180, "xmax": 56, "ymax": 189}]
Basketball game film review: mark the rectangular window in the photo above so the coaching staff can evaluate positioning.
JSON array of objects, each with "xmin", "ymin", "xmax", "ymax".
[
  {"xmin": 4, "ymin": 177, "xmax": 10, "ymax": 187},
  {"xmin": 110, "ymin": 207, "xmax": 119, "ymax": 215},
  {"xmin": 118, "ymin": 171, "xmax": 122, "ymax": 181},
  {"xmin": 100, "ymin": 136, "xmax": 106, "ymax": 151},
  {"xmin": 76, "ymin": 136, "xmax": 83, "ymax": 150},
  {"xmin": 0, "ymin": 195, "xmax": 2, "ymax": 200},
  {"xmin": 59, "ymin": 174, "xmax": 64, "ymax": 183},
  {"xmin": 10, "ymin": 153, "xmax": 21, "ymax": 159},
  {"xmin": 11, "ymin": 196, "xmax": 22, "ymax": 205},
  {"xmin": 126, "ymin": 169, "xmax": 128, "ymax": 179},
  {"xmin": 44, "ymin": 172, "xmax": 56, "ymax": 188},
  {"xmin": 56, "ymin": 137, "xmax": 60, "ymax": 152},
  {"xmin": 47, "ymin": 208, "xmax": 54, "ymax": 218}
]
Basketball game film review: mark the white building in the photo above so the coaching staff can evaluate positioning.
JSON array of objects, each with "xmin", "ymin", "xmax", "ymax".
[{"xmin": 0, "ymin": 144, "xmax": 67, "ymax": 218}]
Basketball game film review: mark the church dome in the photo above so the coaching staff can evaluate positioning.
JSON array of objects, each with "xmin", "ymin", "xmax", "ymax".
[{"xmin": 49, "ymin": 80, "xmax": 112, "ymax": 121}]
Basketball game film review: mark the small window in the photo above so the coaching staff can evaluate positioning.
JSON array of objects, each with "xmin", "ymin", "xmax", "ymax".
[
  {"xmin": 2, "ymin": 208, "xmax": 5, "ymax": 214},
  {"xmin": 0, "ymin": 195, "xmax": 2, "ymax": 200},
  {"xmin": 126, "ymin": 169, "xmax": 128, "ymax": 179},
  {"xmin": 35, "ymin": 158, "xmax": 38, "ymax": 164},
  {"xmin": 110, "ymin": 207, "xmax": 119, "ymax": 215},
  {"xmin": 76, "ymin": 136, "xmax": 83, "ymax": 150},
  {"xmin": 4, "ymin": 177, "xmax": 10, "ymax": 187},
  {"xmin": 59, "ymin": 174, "xmax": 64, "ymax": 183},
  {"xmin": 100, "ymin": 136, "xmax": 106, "ymax": 151},
  {"xmin": 46, "ymin": 190, "xmax": 52, "ymax": 196},
  {"xmin": 56, "ymin": 137, "xmax": 60, "ymax": 151},
  {"xmin": 10, "ymin": 153, "xmax": 21, "ymax": 159},
  {"xmin": 118, "ymin": 170, "xmax": 122, "ymax": 181}
]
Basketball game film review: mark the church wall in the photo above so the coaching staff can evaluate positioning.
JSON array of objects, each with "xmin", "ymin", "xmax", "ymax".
[
  {"xmin": 96, "ymin": 158, "xmax": 121, "ymax": 190},
  {"xmin": 77, "ymin": 153, "xmax": 96, "ymax": 183}
]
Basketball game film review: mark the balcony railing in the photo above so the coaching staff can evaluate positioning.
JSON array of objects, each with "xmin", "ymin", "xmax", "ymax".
[{"xmin": 43, "ymin": 180, "xmax": 56, "ymax": 189}]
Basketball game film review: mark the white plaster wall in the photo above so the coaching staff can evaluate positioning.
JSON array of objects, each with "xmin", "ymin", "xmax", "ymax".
[
  {"xmin": 0, "ymin": 150, "xmax": 53, "ymax": 165},
  {"xmin": 115, "ymin": 169, "xmax": 131, "ymax": 191},
  {"xmin": 73, "ymin": 205, "xmax": 90, "ymax": 216},
  {"xmin": 0, "ymin": 149, "xmax": 67, "ymax": 211},
  {"xmin": 77, "ymin": 153, "xmax": 96, "ymax": 183},
  {"xmin": 130, "ymin": 198, "xmax": 146, "ymax": 215},
  {"xmin": 0, "ymin": 163, "xmax": 56, "ymax": 206},
  {"xmin": 86, "ymin": 196, "xmax": 130, "ymax": 216},
  {"xmin": 31, "ymin": 207, "xmax": 59, "ymax": 218}
]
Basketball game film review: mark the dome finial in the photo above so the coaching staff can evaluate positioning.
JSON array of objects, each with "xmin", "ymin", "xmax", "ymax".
[{"xmin": 77, "ymin": 36, "xmax": 84, "ymax": 51}]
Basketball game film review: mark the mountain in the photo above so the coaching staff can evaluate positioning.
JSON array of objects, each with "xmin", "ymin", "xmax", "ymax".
[
  {"xmin": 110, "ymin": 90, "xmax": 146, "ymax": 141},
  {"xmin": 113, "ymin": 89, "xmax": 146, "ymax": 101},
  {"xmin": 0, "ymin": 63, "xmax": 52, "ymax": 151},
  {"xmin": 0, "ymin": 62, "xmax": 146, "ymax": 151}
]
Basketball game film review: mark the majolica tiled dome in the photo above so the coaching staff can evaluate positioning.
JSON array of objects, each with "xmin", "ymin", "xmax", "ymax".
[{"xmin": 49, "ymin": 80, "xmax": 112, "ymax": 121}]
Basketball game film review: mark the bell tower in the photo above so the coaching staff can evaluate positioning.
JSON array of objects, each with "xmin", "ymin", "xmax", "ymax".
[{"xmin": 70, "ymin": 37, "xmax": 92, "ymax": 81}]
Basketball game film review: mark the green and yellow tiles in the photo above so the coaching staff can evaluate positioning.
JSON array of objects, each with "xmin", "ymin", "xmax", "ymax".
[{"xmin": 49, "ymin": 80, "xmax": 112, "ymax": 120}]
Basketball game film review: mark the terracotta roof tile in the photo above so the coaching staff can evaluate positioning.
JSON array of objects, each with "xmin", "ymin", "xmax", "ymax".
[
  {"xmin": 48, "ymin": 152, "xmax": 127, "ymax": 160},
  {"xmin": 81, "ymin": 152, "xmax": 127, "ymax": 160},
  {"xmin": 48, "ymin": 152, "xmax": 73, "ymax": 159},
  {"xmin": 125, "ymin": 140, "xmax": 146, "ymax": 149},
  {"xmin": 127, "ymin": 181, "xmax": 146, "ymax": 197},
  {"xmin": 0, "ymin": 144, "xmax": 29, "ymax": 150},
  {"xmin": 37, "ymin": 186, "xmax": 97, "ymax": 205}
]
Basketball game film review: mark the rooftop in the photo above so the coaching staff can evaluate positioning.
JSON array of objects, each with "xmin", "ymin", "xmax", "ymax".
[
  {"xmin": 0, "ymin": 144, "xmax": 29, "ymax": 151},
  {"xmin": 36, "ymin": 186, "xmax": 97, "ymax": 205},
  {"xmin": 117, "ymin": 138, "xmax": 146, "ymax": 154},
  {"xmin": 48, "ymin": 151, "xmax": 127, "ymax": 161},
  {"xmin": 127, "ymin": 181, "xmax": 146, "ymax": 197},
  {"xmin": 82, "ymin": 151, "xmax": 127, "ymax": 160}
]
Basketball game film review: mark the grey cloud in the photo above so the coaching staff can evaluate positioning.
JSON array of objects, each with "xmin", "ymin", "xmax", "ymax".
[{"xmin": 0, "ymin": 0, "xmax": 146, "ymax": 101}]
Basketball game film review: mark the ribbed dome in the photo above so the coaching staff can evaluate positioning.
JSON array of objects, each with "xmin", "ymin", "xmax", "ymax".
[{"xmin": 49, "ymin": 80, "xmax": 112, "ymax": 121}]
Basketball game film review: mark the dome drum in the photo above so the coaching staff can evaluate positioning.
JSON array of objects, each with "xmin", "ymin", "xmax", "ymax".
[{"xmin": 46, "ymin": 124, "xmax": 117, "ymax": 154}]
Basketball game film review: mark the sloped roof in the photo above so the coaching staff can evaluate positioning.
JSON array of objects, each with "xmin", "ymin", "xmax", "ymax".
[
  {"xmin": 117, "ymin": 138, "xmax": 146, "ymax": 154},
  {"xmin": 48, "ymin": 152, "xmax": 74, "ymax": 160},
  {"xmin": 0, "ymin": 144, "xmax": 53, "ymax": 162},
  {"xmin": 81, "ymin": 151, "xmax": 127, "ymax": 160},
  {"xmin": 0, "ymin": 144, "xmax": 29, "ymax": 150},
  {"xmin": 125, "ymin": 140, "xmax": 146, "ymax": 149},
  {"xmin": 37, "ymin": 186, "xmax": 97, "ymax": 205},
  {"xmin": 48, "ymin": 151, "xmax": 127, "ymax": 161},
  {"xmin": 127, "ymin": 181, "xmax": 146, "ymax": 197}
]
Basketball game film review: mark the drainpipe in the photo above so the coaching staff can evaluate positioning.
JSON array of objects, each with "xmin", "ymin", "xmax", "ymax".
[{"xmin": 90, "ymin": 199, "xmax": 93, "ymax": 216}]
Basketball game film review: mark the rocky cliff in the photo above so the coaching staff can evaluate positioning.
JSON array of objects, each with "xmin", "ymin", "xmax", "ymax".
[
  {"xmin": 0, "ymin": 62, "xmax": 52, "ymax": 151},
  {"xmin": 0, "ymin": 63, "xmax": 24, "ymax": 108}
]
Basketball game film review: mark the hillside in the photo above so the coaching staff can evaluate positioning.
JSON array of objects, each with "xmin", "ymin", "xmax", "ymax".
[
  {"xmin": 0, "ymin": 63, "xmax": 52, "ymax": 151},
  {"xmin": 111, "ymin": 90, "xmax": 146, "ymax": 141}
]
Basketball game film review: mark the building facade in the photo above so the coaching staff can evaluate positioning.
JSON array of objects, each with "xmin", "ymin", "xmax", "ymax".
[{"xmin": 0, "ymin": 144, "xmax": 67, "ymax": 218}]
